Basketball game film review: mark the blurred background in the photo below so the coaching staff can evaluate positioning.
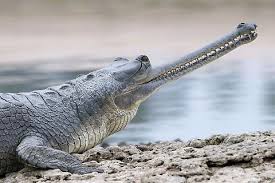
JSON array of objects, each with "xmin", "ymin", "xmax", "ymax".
[{"xmin": 0, "ymin": 0, "xmax": 274, "ymax": 144}]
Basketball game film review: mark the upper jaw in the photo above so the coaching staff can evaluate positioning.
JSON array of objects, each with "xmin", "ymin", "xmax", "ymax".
[{"xmin": 235, "ymin": 23, "xmax": 257, "ymax": 43}]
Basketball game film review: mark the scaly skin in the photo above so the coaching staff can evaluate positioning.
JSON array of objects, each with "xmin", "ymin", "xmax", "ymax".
[{"xmin": 0, "ymin": 23, "xmax": 257, "ymax": 175}]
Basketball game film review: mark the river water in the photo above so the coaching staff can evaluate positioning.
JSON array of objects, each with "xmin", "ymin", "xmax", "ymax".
[{"xmin": 0, "ymin": 1, "xmax": 274, "ymax": 144}]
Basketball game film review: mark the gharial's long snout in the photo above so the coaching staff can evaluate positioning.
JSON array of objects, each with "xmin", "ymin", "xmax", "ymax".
[
  {"xmin": 144, "ymin": 23, "xmax": 257, "ymax": 85},
  {"xmin": 119, "ymin": 23, "xmax": 257, "ymax": 107}
]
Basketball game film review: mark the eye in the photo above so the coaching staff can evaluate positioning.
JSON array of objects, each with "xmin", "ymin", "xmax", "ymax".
[
  {"xmin": 135, "ymin": 55, "xmax": 150, "ymax": 63},
  {"xmin": 114, "ymin": 57, "xmax": 129, "ymax": 62}
]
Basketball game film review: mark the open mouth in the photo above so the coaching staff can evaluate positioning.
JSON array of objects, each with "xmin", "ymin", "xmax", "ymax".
[{"xmin": 144, "ymin": 24, "xmax": 257, "ymax": 84}]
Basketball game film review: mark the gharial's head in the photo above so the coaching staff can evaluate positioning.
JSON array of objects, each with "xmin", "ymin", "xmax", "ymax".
[
  {"xmin": 92, "ymin": 55, "xmax": 154, "ymax": 110},
  {"xmin": 87, "ymin": 23, "xmax": 257, "ymax": 111}
]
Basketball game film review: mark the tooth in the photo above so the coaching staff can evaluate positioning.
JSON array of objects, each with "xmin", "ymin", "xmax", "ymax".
[
  {"xmin": 208, "ymin": 52, "xmax": 213, "ymax": 56},
  {"xmin": 211, "ymin": 51, "xmax": 215, "ymax": 55},
  {"xmin": 225, "ymin": 43, "xmax": 229, "ymax": 47},
  {"xmin": 216, "ymin": 48, "xmax": 220, "ymax": 52},
  {"xmin": 220, "ymin": 46, "xmax": 225, "ymax": 50}
]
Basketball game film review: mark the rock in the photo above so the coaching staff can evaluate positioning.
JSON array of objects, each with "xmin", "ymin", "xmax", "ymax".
[{"xmin": 1, "ymin": 131, "xmax": 274, "ymax": 183}]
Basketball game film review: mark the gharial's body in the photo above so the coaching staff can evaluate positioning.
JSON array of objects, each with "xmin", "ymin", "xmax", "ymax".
[
  {"xmin": 0, "ymin": 73, "xmax": 138, "ymax": 175},
  {"xmin": 0, "ymin": 23, "xmax": 257, "ymax": 175}
]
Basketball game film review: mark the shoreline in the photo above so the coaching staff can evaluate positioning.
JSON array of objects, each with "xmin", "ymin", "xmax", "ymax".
[{"xmin": 2, "ymin": 131, "xmax": 274, "ymax": 183}]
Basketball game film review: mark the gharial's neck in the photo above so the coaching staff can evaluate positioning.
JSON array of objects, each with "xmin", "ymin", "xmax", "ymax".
[
  {"xmin": 106, "ymin": 106, "xmax": 139, "ymax": 136},
  {"xmin": 66, "ymin": 75, "xmax": 139, "ymax": 137}
]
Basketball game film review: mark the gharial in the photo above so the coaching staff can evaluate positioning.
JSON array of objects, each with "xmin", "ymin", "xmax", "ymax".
[{"xmin": 0, "ymin": 23, "xmax": 257, "ymax": 175}]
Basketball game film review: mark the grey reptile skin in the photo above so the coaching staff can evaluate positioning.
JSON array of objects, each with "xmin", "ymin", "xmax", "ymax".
[{"xmin": 0, "ymin": 23, "xmax": 257, "ymax": 175}]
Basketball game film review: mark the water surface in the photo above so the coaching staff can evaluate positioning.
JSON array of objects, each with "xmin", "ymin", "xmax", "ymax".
[{"xmin": 0, "ymin": 0, "xmax": 274, "ymax": 144}]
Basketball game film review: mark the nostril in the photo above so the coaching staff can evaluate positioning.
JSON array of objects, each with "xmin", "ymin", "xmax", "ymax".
[
  {"xmin": 237, "ymin": 22, "xmax": 245, "ymax": 29},
  {"xmin": 253, "ymin": 24, "xmax": 257, "ymax": 29}
]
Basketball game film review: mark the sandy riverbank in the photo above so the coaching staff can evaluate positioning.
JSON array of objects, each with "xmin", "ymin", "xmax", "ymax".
[{"xmin": 1, "ymin": 131, "xmax": 274, "ymax": 183}]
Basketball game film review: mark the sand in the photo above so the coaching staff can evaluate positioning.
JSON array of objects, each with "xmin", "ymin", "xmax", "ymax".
[{"xmin": 1, "ymin": 131, "xmax": 274, "ymax": 183}]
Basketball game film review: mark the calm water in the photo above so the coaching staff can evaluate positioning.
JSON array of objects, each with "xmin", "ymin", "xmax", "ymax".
[
  {"xmin": 0, "ymin": 56, "xmax": 274, "ymax": 144},
  {"xmin": 0, "ymin": 0, "xmax": 275, "ymax": 144}
]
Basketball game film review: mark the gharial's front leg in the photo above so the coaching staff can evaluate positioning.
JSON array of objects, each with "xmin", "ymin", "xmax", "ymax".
[{"xmin": 16, "ymin": 136, "xmax": 103, "ymax": 174}]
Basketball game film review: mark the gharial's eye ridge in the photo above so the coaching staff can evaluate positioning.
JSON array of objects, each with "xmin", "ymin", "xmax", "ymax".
[{"xmin": 136, "ymin": 55, "xmax": 150, "ymax": 63}]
